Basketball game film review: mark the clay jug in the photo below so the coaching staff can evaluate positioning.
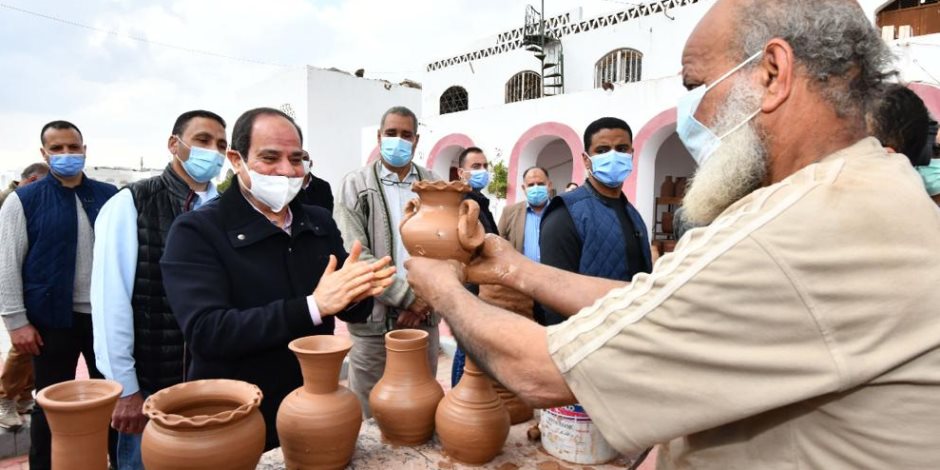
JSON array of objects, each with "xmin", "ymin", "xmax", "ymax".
[
  {"xmin": 662, "ymin": 211, "xmax": 675, "ymax": 234},
  {"xmin": 478, "ymin": 284, "xmax": 534, "ymax": 424},
  {"xmin": 36, "ymin": 379, "xmax": 122, "ymax": 470},
  {"xmin": 278, "ymin": 335, "xmax": 361, "ymax": 470},
  {"xmin": 369, "ymin": 329, "xmax": 444, "ymax": 445},
  {"xmin": 400, "ymin": 180, "xmax": 485, "ymax": 263},
  {"xmin": 141, "ymin": 379, "xmax": 265, "ymax": 470},
  {"xmin": 435, "ymin": 359, "xmax": 511, "ymax": 465},
  {"xmin": 660, "ymin": 176, "xmax": 675, "ymax": 198}
]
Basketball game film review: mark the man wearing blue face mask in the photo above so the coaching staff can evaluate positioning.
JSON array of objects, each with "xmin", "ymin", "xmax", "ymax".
[
  {"xmin": 89, "ymin": 110, "xmax": 227, "ymax": 470},
  {"xmin": 334, "ymin": 106, "xmax": 443, "ymax": 417},
  {"xmin": 538, "ymin": 117, "xmax": 652, "ymax": 327},
  {"xmin": 498, "ymin": 166, "xmax": 553, "ymax": 262},
  {"xmin": 0, "ymin": 120, "xmax": 118, "ymax": 470}
]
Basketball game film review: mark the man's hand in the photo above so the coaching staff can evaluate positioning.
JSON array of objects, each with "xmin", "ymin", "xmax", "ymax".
[
  {"xmin": 9, "ymin": 324, "xmax": 43, "ymax": 356},
  {"xmin": 465, "ymin": 234, "xmax": 527, "ymax": 287},
  {"xmin": 315, "ymin": 240, "xmax": 392, "ymax": 315},
  {"xmin": 111, "ymin": 392, "xmax": 147, "ymax": 434},
  {"xmin": 396, "ymin": 309, "xmax": 426, "ymax": 328},
  {"xmin": 407, "ymin": 297, "xmax": 431, "ymax": 316},
  {"xmin": 405, "ymin": 257, "xmax": 466, "ymax": 313}
]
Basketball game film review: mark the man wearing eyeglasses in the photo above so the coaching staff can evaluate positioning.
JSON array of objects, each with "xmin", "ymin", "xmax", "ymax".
[{"xmin": 334, "ymin": 106, "xmax": 442, "ymax": 416}]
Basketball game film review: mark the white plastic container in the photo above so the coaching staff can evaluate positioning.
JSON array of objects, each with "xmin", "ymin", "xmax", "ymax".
[{"xmin": 540, "ymin": 404, "xmax": 619, "ymax": 464}]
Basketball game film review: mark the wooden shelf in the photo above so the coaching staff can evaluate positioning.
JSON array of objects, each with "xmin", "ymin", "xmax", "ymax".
[{"xmin": 656, "ymin": 196, "xmax": 683, "ymax": 205}]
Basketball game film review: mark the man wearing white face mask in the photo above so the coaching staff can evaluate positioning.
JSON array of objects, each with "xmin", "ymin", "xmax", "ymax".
[
  {"xmin": 538, "ymin": 117, "xmax": 651, "ymax": 326},
  {"xmin": 90, "ymin": 110, "xmax": 227, "ymax": 470},
  {"xmin": 160, "ymin": 107, "xmax": 395, "ymax": 450},
  {"xmin": 0, "ymin": 120, "xmax": 118, "ymax": 469},
  {"xmin": 403, "ymin": 1, "xmax": 940, "ymax": 467},
  {"xmin": 334, "ymin": 105, "xmax": 443, "ymax": 417}
]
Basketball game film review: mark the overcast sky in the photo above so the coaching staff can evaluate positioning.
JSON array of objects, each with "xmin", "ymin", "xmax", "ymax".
[{"xmin": 0, "ymin": 0, "xmax": 628, "ymax": 173}]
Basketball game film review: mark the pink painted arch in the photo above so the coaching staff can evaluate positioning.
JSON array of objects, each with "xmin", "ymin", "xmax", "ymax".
[
  {"xmin": 627, "ymin": 108, "xmax": 678, "ymax": 200},
  {"xmin": 426, "ymin": 133, "xmax": 476, "ymax": 171},
  {"xmin": 507, "ymin": 122, "xmax": 584, "ymax": 204}
]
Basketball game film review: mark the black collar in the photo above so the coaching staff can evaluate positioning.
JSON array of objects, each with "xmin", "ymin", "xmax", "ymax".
[{"xmin": 218, "ymin": 178, "xmax": 317, "ymax": 248}]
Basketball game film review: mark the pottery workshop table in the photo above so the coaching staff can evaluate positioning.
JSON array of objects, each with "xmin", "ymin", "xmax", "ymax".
[{"xmin": 258, "ymin": 417, "xmax": 645, "ymax": 470}]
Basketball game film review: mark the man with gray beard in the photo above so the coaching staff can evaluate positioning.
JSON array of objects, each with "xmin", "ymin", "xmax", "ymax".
[{"xmin": 402, "ymin": 0, "xmax": 940, "ymax": 468}]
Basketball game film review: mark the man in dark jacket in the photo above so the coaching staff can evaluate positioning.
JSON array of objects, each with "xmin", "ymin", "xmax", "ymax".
[
  {"xmin": 91, "ymin": 110, "xmax": 227, "ymax": 470},
  {"xmin": 0, "ymin": 121, "xmax": 118, "ymax": 469},
  {"xmin": 161, "ymin": 107, "xmax": 394, "ymax": 450},
  {"xmin": 299, "ymin": 150, "xmax": 334, "ymax": 211},
  {"xmin": 539, "ymin": 117, "xmax": 652, "ymax": 326},
  {"xmin": 451, "ymin": 146, "xmax": 498, "ymax": 385}
]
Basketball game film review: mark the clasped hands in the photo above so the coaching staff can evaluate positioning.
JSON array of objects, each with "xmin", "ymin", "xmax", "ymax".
[{"xmin": 313, "ymin": 240, "xmax": 396, "ymax": 315}]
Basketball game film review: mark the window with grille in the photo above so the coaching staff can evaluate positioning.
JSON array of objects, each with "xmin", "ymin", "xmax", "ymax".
[
  {"xmin": 505, "ymin": 71, "xmax": 542, "ymax": 104},
  {"xmin": 594, "ymin": 48, "xmax": 643, "ymax": 88},
  {"xmin": 439, "ymin": 86, "xmax": 469, "ymax": 114}
]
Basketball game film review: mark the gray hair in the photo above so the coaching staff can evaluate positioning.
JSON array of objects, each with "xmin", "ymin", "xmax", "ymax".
[
  {"xmin": 380, "ymin": 106, "xmax": 419, "ymax": 133},
  {"xmin": 21, "ymin": 162, "xmax": 49, "ymax": 179},
  {"xmin": 736, "ymin": 0, "xmax": 895, "ymax": 121}
]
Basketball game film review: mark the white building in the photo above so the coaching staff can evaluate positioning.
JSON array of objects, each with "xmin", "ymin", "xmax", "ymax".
[
  {"xmin": 352, "ymin": 0, "xmax": 940, "ymax": 243},
  {"xmin": 232, "ymin": 66, "xmax": 422, "ymax": 190},
  {"xmin": 85, "ymin": 165, "xmax": 164, "ymax": 187}
]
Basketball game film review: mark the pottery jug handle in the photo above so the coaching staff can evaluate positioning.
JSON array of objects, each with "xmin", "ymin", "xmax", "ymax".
[
  {"xmin": 458, "ymin": 199, "xmax": 485, "ymax": 255},
  {"xmin": 400, "ymin": 197, "xmax": 420, "ymax": 234}
]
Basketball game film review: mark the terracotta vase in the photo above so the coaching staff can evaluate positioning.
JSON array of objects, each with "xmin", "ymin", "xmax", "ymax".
[
  {"xmin": 662, "ymin": 211, "xmax": 675, "ymax": 234},
  {"xmin": 400, "ymin": 180, "xmax": 485, "ymax": 263},
  {"xmin": 277, "ymin": 335, "xmax": 361, "ymax": 470},
  {"xmin": 141, "ymin": 379, "xmax": 265, "ymax": 470},
  {"xmin": 478, "ymin": 284, "xmax": 534, "ymax": 424},
  {"xmin": 36, "ymin": 379, "xmax": 122, "ymax": 470},
  {"xmin": 675, "ymin": 177, "xmax": 689, "ymax": 197},
  {"xmin": 369, "ymin": 329, "xmax": 444, "ymax": 445},
  {"xmin": 436, "ymin": 359, "xmax": 511, "ymax": 465},
  {"xmin": 660, "ymin": 176, "xmax": 675, "ymax": 198}
]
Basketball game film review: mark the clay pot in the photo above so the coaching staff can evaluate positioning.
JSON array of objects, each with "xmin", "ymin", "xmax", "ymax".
[
  {"xmin": 477, "ymin": 284, "xmax": 534, "ymax": 423},
  {"xmin": 36, "ymin": 379, "xmax": 122, "ymax": 470},
  {"xmin": 278, "ymin": 335, "xmax": 361, "ymax": 470},
  {"xmin": 662, "ymin": 239, "xmax": 678, "ymax": 253},
  {"xmin": 675, "ymin": 177, "xmax": 689, "ymax": 197},
  {"xmin": 662, "ymin": 211, "xmax": 674, "ymax": 234},
  {"xmin": 660, "ymin": 176, "xmax": 675, "ymax": 198},
  {"xmin": 142, "ymin": 379, "xmax": 265, "ymax": 470},
  {"xmin": 400, "ymin": 180, "xmax": 485, "ymax": 263},
  {"xmin": 436, "ymin": 359, "xmax": 511, "ymax": 465},
  {"xmin": 369, "ymin": 329, "xmax": 444, "ymax": 445}
]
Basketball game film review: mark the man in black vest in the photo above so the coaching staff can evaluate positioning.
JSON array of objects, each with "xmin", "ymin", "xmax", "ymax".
[
  {"xmin": 538, "ymin": 117, "xmax": 653, "ymax": 326},
  {"xmin": 90, "ymin": 110, "xmax": 227, "ymax": 470},
  {"xmin": 0, "ymin": 120, "xmax": 118, "ymax": 470}
]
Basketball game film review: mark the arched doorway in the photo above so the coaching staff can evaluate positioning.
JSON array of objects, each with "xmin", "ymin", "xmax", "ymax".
[
  {"xmin": 507, "ymin": 122, "xmax": 584, "ymax": 203},
  {"xmin": 427, "ymin": 133, "xmax": 476, "ymax": 181}
]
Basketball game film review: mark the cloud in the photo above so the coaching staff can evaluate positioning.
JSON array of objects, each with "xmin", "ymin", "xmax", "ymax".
[{"xmin": 0, "ymin": 0, "xmax": 625, "ymax": 172}]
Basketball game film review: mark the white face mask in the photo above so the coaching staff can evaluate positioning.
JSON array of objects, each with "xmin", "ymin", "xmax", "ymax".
[{"xmin": 240, "ymin": 164, "xmax": 304, "ymax": 213}]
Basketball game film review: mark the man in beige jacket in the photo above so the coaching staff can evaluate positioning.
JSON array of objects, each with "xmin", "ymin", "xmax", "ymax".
[{"xmin": 405, "ymin": 0, "xmax": 940, "ymax": 468}]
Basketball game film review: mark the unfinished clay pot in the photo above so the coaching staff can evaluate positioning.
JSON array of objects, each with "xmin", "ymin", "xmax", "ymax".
[
  {"xmin": 142, "ymin": 379, "xmax": 265, "ymax": 470},
  {"xmin": 278, "ymin": 335, "xmax": 361, "ymax": 470},
  {"xmin": 436, "ymin": 359, "xmax": 511, "ymax": 465},
  {"xmin": 400, "ymin": 180, "xmax": 485, "ymax": 263},
  {"xmin": 491, "ymin": 380, "xmax": 533, "ymax": 424},
  {"xmin": 369, "ymin": 329, "xmax": 444, "ymax": 445},
  {"xmin": 36, "ymin": 379, "xmax": 122, "ymax": 470}
]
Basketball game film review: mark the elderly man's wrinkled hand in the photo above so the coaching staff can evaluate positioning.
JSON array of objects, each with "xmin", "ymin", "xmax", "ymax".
[
  {"xmin": 405, "ymin": 257, "xmax": 466, "ymax": 309},
  {"xmin": 465, "ymin": 234, "xmax": 524, "ymax": 287}
]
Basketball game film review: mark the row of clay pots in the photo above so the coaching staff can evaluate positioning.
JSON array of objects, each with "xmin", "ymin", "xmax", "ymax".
[{"xmin": 660, "ymin": 175, "xmax": 689, "ymax": 198}]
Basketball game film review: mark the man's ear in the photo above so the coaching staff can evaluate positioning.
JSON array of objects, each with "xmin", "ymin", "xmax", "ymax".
[{"xmin": 760, "ymin": 39, "xmax": 794, "ymax": 114}]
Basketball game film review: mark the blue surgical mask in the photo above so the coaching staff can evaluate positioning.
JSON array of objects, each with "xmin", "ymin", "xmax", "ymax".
[
  {"xmin": 176, "ymin": 137, "xmax": 224, "ymax": 183},
  {"xmin": 918, "ymin": 159, "xmax": 940, "ymax": 196},
  {"xmin": 380, "ymin": 137, "xmax": 414, "ymax": 167},
  {"xmin": 590, "ymin": 151, "xmax": 633, "ymax": 188},
  {"xmin": 48, "ymin": 154, "xmax": 85, "ymax": 177},
  {"xmin": 526, "ymin": 185, "xmax": 549, "ymax": 207},
  {"xmin": 467, "ymin": 169, "xmax": 490, "ymax": 190},
  {"xmin": 677, "ymin": 51, "xmax": 763, "ymax": 166}
]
